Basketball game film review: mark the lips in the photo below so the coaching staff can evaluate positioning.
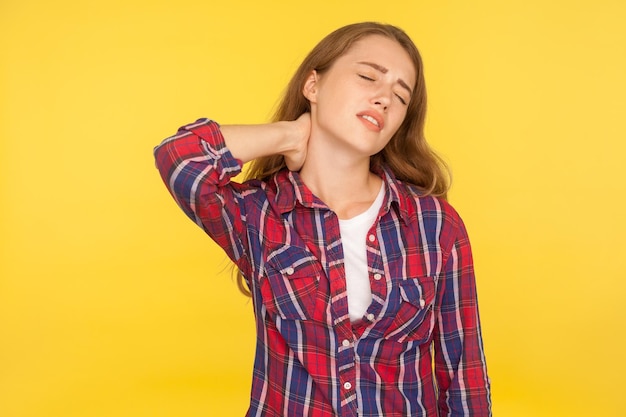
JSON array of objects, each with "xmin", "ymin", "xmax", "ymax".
[{"xmin": 357, "ymin": 110, "xmax": 384, "ymax": 131}]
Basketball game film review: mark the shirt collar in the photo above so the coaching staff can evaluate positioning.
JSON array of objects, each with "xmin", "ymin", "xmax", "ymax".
[
  {"xmin": 376, "ymin": 164, "xmax": 411, "ymax": 225},
  {"xmin": 271, "ymin": 165, "xmax": 411, "ymax": 225},
  {"xmin": 272, "ymin": 170, "xmax": 327, "ymax": 213}
]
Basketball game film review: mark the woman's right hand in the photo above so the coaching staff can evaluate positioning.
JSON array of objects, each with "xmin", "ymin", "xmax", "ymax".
[
  {"xmin": 282, "ymin": 112, "xmax": 311, "ymax": 171},
  {"xmin": 221, "ymin": 113, "xmax": 311, "ymax": 167}
]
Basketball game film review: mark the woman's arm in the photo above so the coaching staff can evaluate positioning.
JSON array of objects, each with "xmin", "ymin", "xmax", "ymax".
[
  {"xmin": 433, "ymin": 214, "xmax": 492, "ymax": 417},
  {"xmin": 153, "ymin": 115, "xmax": 310, "ymax": 273},
  {"xmin": 221, "ymin": 113, "xmax": 310, "ymax": 169}
]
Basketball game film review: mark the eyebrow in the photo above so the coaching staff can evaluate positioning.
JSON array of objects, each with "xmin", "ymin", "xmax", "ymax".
[{"xmin": 357, "ymin": 61, "xmax": 413, "ymax": 96}]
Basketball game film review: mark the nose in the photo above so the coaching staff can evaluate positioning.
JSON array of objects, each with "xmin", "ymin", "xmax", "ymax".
[
  {"xmin": 373, "ymin": 99, "xmax": 388, "ymax": 111},
  {"xmin": 372, "ymin": 87, "xmax": 391, "ymax": 111}
]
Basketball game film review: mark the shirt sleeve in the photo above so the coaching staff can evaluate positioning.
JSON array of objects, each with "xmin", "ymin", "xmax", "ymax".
[
  {"xmin": 153, "ymin": 118, "xmax": 251, "ymax": 275},
  {"xmin": 433, "ymin": 214, "xmax": 492, "ymax": 416}
]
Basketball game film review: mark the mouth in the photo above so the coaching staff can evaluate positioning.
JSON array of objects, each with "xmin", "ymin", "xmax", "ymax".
[{"xmin": 357, "ymin": 111, "xmax": 384, "ymax": 131}]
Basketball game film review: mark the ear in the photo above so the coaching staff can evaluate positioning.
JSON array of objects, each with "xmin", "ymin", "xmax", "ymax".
[{"xmin": 302, "ymin": 70, "xmax": 319, "ymax": 103}]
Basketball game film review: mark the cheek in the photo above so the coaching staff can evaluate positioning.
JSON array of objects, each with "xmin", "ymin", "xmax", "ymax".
[
  {"xmin": 389, "ymin": 111, "xmax": 408, "ymax": 134},
  {"xmin": 317, "ymin": 87, "xmax": 348, "ymax": 115}
]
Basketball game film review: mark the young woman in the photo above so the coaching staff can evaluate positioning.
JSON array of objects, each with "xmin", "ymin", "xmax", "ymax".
[{"xmin": 154, "ymin": 22, "xmax": 491, "ymax": 417}]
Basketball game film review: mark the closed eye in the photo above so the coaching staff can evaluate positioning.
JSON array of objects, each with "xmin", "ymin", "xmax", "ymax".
[
  {"xmin": 395, "ymin": 93, "xmax": 407, "ymax": 106},
  {"xmin": 359, "ymin": 73, "xmax": 408, "ymax": 105}
]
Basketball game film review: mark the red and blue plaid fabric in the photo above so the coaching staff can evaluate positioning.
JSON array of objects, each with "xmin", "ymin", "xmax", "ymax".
[{"xmin": 154, "ymin": 119, "xmax": 491, "ymax": 416}]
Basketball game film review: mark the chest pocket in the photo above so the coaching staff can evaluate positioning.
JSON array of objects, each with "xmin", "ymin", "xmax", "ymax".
[
  {"xmin": 260, "ymin": 245, "xmax": 322, "ymax": 321},
  {"xmin": 383, "ymin": 276, "xmax": 436, "ymax": 344}
]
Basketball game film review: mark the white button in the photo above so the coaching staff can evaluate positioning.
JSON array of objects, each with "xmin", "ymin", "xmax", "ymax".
[
  {"xmin": 368, "ymin": 234, "xmax": 376, "ymax": 242},
  {"xmin": 342, "ymin": 339, "xmax": 351, "ymax": 347},
  {"xmin": 419, "ymin": 298, "xmax": 426, "ymax": 308},
  {"xmin": 343, "ymin": 382, "xmax": 352, "ymax": 390},
  {"xmin": 373, "ymin": 273, "xmax": 382, "ymax": 281},
  {"xmin": 285, "ymin": 267, "xmax": 295, "ymax": 275},
  {"xmin": 366, "ymin": 313, "xmax": 375, "ymax": 321}
]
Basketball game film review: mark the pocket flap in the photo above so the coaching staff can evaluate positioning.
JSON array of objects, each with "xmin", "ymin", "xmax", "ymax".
[
  {"xmin": 262, "ymin": 245, "xmax": 322, "ymax": 321},
  {"xmin": 399, "ymin": 276, "xmax": 435, "ymax": 309},
  {"xmin": 266, "ymin": 246, "xmax": 321, "ymax": 279}
]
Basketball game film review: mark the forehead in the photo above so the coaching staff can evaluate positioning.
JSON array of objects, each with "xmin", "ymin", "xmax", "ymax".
[{"xmin": 339, "ymin": 35, "xmax": 416, "ymax": 86}]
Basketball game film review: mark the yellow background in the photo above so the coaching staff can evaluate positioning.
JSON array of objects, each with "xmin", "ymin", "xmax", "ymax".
[{"xmin": 2, "ymin": 0, "xmax": 625, "ymax": 416}]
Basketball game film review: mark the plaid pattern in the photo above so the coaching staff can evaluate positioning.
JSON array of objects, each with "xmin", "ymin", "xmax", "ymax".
[{"xmin": 154, "ymin": 119, "xmax": 491, "ymax": 416}]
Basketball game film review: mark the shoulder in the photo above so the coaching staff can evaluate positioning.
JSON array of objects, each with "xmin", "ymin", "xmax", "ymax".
[
  {"xmin": 392, "ymin": 180, "xmax": 469, "ymax": 250},
  {"xmin": 396, "ymin": 181, "xmax": 462, "ymax": 225},
  {"xmin": 235, "ymin": 169, "xmax": 296, "ymax": 215},
  {"xmin": 380, "ymin": 165, "xmax": 461, "ymax": 229}
]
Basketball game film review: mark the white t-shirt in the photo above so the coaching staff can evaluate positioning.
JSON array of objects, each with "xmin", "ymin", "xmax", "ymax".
[{"xmin": 338, "ymin": 183, "xmax": 385, "ymax": 322}]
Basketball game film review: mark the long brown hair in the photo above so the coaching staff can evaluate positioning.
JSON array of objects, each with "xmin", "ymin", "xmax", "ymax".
[{"xmin": 236, "ymin": 22, "xmax": 450, "ymax": 296}]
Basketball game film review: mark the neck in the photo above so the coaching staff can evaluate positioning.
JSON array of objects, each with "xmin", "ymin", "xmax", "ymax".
[{"xmin": 299, "ymin": 138, "xmax": 382, "ymax": 220}]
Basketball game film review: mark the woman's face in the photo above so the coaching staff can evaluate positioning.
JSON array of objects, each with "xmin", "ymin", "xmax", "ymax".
[{"xmin": 304, "ymin": 35, "xmax": 416, "ymax": 158}]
